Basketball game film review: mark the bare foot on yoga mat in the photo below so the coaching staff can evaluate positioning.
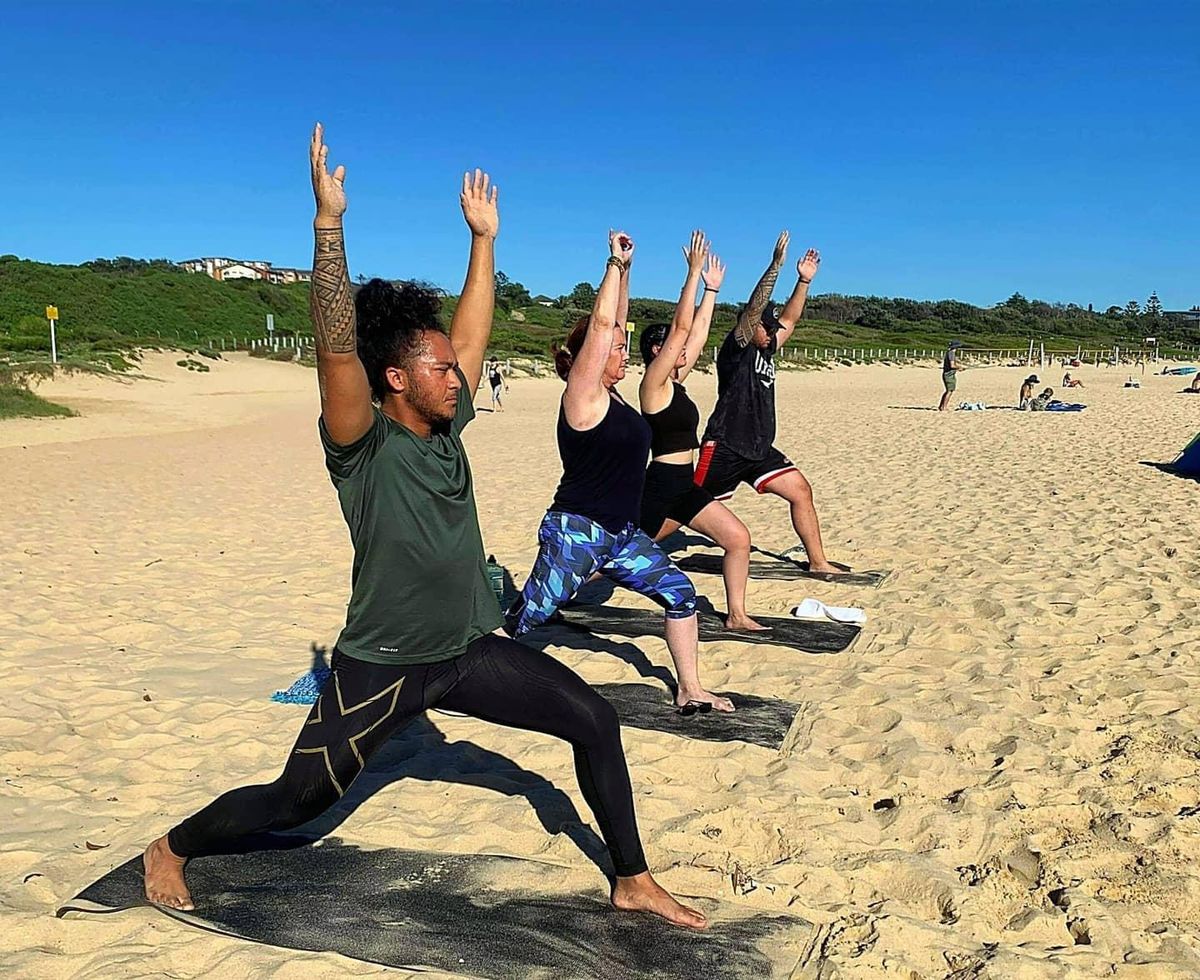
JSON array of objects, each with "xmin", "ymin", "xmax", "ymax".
[
  {"xmin": 611, "ymin": 872, "xmax": 708, "ymax": 930},
  {"xmin": 806, "ymin": 561, "xmax": 845, "ymax": 576},
  {"xmin": 143, "ymin": 835, "xmax": 193, "ymax": 910},
  {"xmin": 725, "ymin": 613, "xmax": 769, "ymax": 632},
  {"xmin": 676, "ymin": 687, "xmax": 735, "ymax": 713}
]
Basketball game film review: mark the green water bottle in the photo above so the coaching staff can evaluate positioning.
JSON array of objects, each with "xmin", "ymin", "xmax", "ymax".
[{"xmin": 486, "ymin": 555, "xmax": 505, "ymax": 611}]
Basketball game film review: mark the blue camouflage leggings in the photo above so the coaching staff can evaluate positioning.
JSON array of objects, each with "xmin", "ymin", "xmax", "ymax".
[{"xmin": 507, "ymin": 510, "xmax": 697, "ymax": 636}]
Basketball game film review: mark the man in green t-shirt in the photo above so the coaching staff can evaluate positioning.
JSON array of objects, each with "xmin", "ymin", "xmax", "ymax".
[{"xmin": 141, "ymin": 125, "xmax": 706, "ymax": 931}]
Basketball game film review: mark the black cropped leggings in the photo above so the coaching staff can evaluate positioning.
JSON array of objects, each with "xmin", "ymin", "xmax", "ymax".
[{"xmin": 169, "ymin": 633, "xmax": 648, "ymax": 877}]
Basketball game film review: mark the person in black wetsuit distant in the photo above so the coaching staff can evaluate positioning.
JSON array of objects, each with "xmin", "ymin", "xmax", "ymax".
[
  {"xmin": 140, "ymin": 125, "xmax": 707, "ymax": 932},
  {"xmin": 693, "ymin": 231, "xmax": 843, "ymax": 576},
  {"xmin": 637, "ymin": 230, "xmax": 764, "ymax": 631}
]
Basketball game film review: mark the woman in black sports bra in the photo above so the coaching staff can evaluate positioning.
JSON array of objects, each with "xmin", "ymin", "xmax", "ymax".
[{"xmin": 638, "ymin": 232, "xmax": 764, "ymax": 631}]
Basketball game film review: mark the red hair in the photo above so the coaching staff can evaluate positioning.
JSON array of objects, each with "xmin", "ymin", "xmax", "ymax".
[{"xmin": 551, "ymin": 316, "xmax": 591, "ymax": 381}]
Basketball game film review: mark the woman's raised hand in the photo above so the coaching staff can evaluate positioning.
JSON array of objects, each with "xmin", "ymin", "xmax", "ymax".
[
  {"xmin": 609, "ymin": 229, "xmax": 635, "ymax": 265},
  {"xmin": 681, "ymin": 229, "xmax": 709, "ymax": 274},
  {"xmin": 702, "ymin": 253, "xmax": 726, "ymax": 291}
]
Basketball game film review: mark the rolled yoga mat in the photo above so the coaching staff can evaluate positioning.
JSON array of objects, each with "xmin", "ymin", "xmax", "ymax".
[
  {"xmin": 58, "ymin": 839, "xmax": 813, "ymax": 979},
  {"xmin": 674, "ymin": 553, "xmax": 890, "ymax": 588}
]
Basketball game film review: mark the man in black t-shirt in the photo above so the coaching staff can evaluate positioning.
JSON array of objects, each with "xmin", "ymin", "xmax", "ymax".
[{"xmin": 695, "ymin": 231, "xmax": 842, "ymax": 575}]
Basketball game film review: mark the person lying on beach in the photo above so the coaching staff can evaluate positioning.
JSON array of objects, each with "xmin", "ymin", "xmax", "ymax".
[
  {"xmin": 141, "ymin": 125, "xmax": 708, "ymax": 932},
  {"xmin": 637, "ymin": 231, "xmax": 764, "ymax": 631},
  {"xmin": 1062, "ymin": 372, "xmax": 1084, "ymax": 388},
  {"xmin": 505, "ymin": 230, "xmax": 732, "ymax": 715},
  {"xmin": 1019, "ymin": 374, "xmax": 1039, "ymax": 409},
  {"xmin": 693, "ymin": 232, "xmax": 845, "ymax": 576},
  {"xmin": 1190, "ymin": 374, "xmax": 1200, "ymax": 393}
]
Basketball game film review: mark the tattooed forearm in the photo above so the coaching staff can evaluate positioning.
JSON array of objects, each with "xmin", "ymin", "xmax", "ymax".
[
  {"xmin": 311, "ymin": 224, "xmax": 357, "ymax": 354},
  {"xmin": 735, "ymin": 259, "xmax": 782, "ymax": 346}
]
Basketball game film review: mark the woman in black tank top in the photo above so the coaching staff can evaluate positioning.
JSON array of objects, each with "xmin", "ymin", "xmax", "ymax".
[
  {"xmin": 637, "ymin": 233, "xmax": 765, "ymax": 631},
  {"xmin": 506, "ymin": 231, "xmax": 733, "ymax": 714}
]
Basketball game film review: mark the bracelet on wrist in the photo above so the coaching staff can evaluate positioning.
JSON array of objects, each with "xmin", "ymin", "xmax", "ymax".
[
  {"xmin": 606, "ymin": 256, "xmax": 624, "ymax": 270},
  {"xmin": 704, "ymin": 286, "xmax": 720, "ymax": 293},
  {"xmin": 798, "ymin": 276, "xmax": 812, "ymax": 285}
]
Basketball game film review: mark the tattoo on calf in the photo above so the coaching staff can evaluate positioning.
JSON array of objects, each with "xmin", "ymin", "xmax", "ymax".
[{"xmin": 311, "ymin": 226, "xmax": 357, "ymax": 354}]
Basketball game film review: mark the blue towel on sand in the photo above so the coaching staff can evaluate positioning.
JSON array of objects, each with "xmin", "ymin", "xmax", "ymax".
[
  {"xmin": 1046, "ymin": 401, "xmax": 1086, "ymax": 412},
  {"xmin": 271, "ymin": 666, "xmax": 331, "ymax": 705}
]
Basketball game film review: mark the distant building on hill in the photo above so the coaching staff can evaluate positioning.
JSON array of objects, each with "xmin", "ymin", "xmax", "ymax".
[{"xmin": 180, "ymin": 256, "xmax": 312, "ymax": 285}]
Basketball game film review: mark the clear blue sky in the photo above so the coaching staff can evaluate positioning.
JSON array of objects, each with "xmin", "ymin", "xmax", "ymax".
[{"xmin": 4, "ymin": 2, "xmax": 1197, "ymax": 310}]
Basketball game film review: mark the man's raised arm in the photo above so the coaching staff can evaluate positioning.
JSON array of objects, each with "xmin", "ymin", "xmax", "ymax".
[
  {"xmin": 449, "ymin": 169, "xmax": 500, "ymax": 393},
  {"xmin": 309, "ymin": 123, "xmax": 373, "ymax": 446},
  {"xmin": 774, "ymin": 247, "xmax": 821, "ymax": 347},
  {"xmin": 733, "ymin": 230, "xmax": 788, "ymax": 347}
]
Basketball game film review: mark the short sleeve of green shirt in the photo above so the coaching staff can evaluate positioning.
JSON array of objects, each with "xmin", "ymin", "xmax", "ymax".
[
  {"xmin": 314, "ymin": 368, "xmax": 503, "ymax": 666},
  {"xmin": 319, "ymin": 410, "xmax": 391, "ymax": 482}
]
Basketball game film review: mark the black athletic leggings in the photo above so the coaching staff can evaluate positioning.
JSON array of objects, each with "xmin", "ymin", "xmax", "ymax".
[{"xmin": 169, "ymin": 634, "xmax": 648, "ymax": 877}]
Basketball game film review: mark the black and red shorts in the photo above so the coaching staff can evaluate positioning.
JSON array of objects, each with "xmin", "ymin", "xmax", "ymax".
[{"xmin": 693, "ymin": 440, "xmax": 797, "ymax": 501}]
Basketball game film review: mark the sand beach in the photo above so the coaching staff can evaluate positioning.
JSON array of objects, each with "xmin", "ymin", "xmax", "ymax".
[{"xmin": 2, "ymin": 351, "xmax": 1198, "ymax": 978}]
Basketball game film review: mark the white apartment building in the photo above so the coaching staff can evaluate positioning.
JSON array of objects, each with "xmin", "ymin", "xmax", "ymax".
[{"xmin": 180, "ymin": 256, "xmax": 312, "ymax": 285}]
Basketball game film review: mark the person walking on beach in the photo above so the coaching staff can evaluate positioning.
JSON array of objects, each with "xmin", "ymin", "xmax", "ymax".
[
  {"xmin": 939, "ymin": 340, "xmax": 965, "ymax": 411},
  {"xmin": 637, "ymin": 231, "xmax": 764, "ymax": 631},
  {"xmin": 505, "ymin": 230, "xmax": 733, "ymax": 715},
  {"xmin": 487, "ymin": 359, "xmax": 506, "ymax": 411},
  {"xmin": 693, "ymin": 232, "xmax": 844, "ymax": 576},
  {"xmin": 141, "ymin": 125, "xmax": 707, "ymax": 932}
]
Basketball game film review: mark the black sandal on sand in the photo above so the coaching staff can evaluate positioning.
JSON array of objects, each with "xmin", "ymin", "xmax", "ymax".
[{"xmin": 676, "ymin": 700, "xmax": 714, "ymax": 717}]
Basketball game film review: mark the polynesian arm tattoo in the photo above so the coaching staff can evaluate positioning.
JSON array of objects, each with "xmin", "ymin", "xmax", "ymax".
[
  {"xmin": 734, "ymin": 256, "xmax": 782, "ymax": 347},
  {"xmin": 310, "ymin": 223, "xmax": 356, "ymax": 354}
]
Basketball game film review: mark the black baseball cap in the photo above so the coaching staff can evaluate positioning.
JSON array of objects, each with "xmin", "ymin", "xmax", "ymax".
[{"xmin": 761, "ymin": 304, "xmax": 784, "ymax": 333}]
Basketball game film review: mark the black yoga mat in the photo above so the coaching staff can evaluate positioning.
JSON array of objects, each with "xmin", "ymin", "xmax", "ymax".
[
  {"xmin": 595, "ymin": 682, "xmax": 799, "ymax": 750},
  {"xmin": 675, "ymin": 553, "xmax": 889, "ymax": 588},
  {"xmin": 58, "ymin": 839, "xmax": 812, "ymax": 979},
  {"xmin": 557, "ymin": 604, "xmax": 860, "ymax": 654}
]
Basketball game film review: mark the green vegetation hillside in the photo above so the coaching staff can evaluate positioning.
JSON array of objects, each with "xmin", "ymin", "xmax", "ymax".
[
  {"xmin": 0, "ymin": 255, "xmax": 310, "ymax": 358},
  {"xmin": 1, "ymin": 255, "xmax": 1197, "ymax": 369}
]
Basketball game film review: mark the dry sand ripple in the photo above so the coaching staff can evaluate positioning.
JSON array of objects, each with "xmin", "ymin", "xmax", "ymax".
[{"xmin": 2, "ymin": 353, "xmax": 1198, "ymax": 977}]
